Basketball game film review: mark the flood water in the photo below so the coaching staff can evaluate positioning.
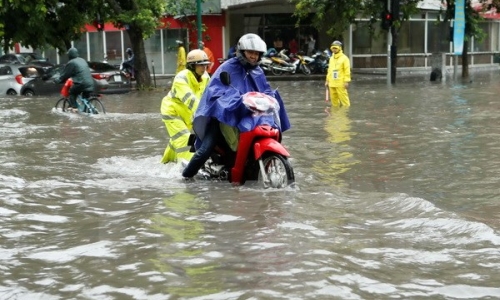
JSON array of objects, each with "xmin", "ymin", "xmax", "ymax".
[{"xmin": 1, "ymin": 71, "xmax": 500, "ymax": 299}]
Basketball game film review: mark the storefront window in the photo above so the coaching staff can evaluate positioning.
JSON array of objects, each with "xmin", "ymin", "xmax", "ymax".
[
  {"xmin": 491, "ymin": 22, "xmax": 499, "ymax": 52},
  {"xmin": 161, "ymin": 29, "xmax": 187, "ymax": 75},
  {"xmin": 474, "ymin": 22, "xmax": 491, "ymax": 52},
  {"xmin": 144, "ymin": 30, "xmax": 162, "ymax": 74},
  {"xmin": 88, "ymin": 32, "xmax": 103, "ymax": 62},
  {"xmin": 244, "ymin": 14, "xmax": 317, "ymax": 54},
  {"xmin": 427, "ymin": 20, "xmax": 451, "ymax": 53},
  {"xmin": 398, "ymin": 20, "xmax": 425, "ymax": 53},
  {"xmin": 352, "ymin": 22, "xmax": 374, "ymax": 54},
  {"xmin": 105, "ymin": 31, "xmax": 123, "ymax": 65}
]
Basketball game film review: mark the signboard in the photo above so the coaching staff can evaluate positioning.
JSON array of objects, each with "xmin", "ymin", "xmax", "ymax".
[{"xmin": 453, "ymin": 0, "xmax": 465, "ymax": 55}]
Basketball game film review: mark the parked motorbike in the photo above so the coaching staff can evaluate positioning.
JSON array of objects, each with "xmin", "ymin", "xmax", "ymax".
[
  {"xmin": 260, "ymin": 48, "xmax": 277, "ymax": 74},
  {"xmin": 189, "ymin": 71, "xmax": 295, "ymax": 188},
  {"xmin": 269, "ymin": 49, "xmax": 297, "ymax": 75},
  {"xmin": 308, "ymin": 49, "xmax": 330, "ymax": 74},
  {"xmin": 290, "ymin": 52, "xmax": 312, "ymax": 75},
  {"xmin": 260, "ymin": 56, "xmax": 273, "ymax": 74}
]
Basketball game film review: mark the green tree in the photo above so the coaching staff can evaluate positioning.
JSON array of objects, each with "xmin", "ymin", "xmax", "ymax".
[
  {"xmin": 104, "ymin": 0, "xmax": 167, "ymax": 88},
  {"xmin": 0, "ymin": 0, "xmax": 201, "ymax": 89},
  {"xmin": 0, "ymin": 0, "xmax": 99, "ymax": 52}
]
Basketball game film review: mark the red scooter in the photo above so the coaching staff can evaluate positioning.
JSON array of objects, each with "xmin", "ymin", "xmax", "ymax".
[{"xmin": 189, "ymin": 72, "xmax": 295, "ymax": 188}]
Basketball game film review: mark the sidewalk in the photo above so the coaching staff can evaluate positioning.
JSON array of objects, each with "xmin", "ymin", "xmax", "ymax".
[{"xmin": 147, "ymin": 65, "xmax": 499, "ymax": 89}]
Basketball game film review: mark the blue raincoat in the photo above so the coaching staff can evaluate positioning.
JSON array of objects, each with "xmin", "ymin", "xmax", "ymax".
[{"xmin": 192, "ymin": 57, "xmax": 291, "ymax": 144}]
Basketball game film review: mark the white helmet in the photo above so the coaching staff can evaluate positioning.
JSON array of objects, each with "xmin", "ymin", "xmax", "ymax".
[
  {"xmin": 236, "ymin": 33, "xmax": 267, "ymax": 67},
  {"xmin": 237, "ymin": 33, "xmax": 267, "ymax": 53}
]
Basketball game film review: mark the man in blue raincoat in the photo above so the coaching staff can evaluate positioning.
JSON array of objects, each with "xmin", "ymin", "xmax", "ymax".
[{"xmin": 182, "ymin": 33, "xmax": 291, "ymax": 179}]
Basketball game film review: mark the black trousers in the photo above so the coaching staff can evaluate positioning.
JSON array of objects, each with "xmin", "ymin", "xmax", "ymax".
[{"xmin": 69, "ymin": 84, "xmax": 90, "ymax": 108}]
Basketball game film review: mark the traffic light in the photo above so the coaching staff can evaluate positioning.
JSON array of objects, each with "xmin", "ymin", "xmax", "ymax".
[
  {"xmin": 380, "ymin": 10, "xmax": 393, "ymax": 31},
  {"xmin": 93, "ymin": 19, "xmax": 104, "ymax": 31}
]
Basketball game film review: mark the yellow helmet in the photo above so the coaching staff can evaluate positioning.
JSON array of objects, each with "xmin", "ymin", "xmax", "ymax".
[{"xmin": 186, "ymin": 49, "xmax": 210, "ymax": 65}]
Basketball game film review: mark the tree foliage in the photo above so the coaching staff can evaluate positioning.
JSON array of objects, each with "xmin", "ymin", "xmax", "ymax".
[
  {"xmin": 290, "ymin": 0, "xmax": 420, "ymax": 39},
  {"xmin": 164, "ymin": 0, "xmax": 198, "ymax": 16},
  {"xmin": 0, "ymin": 0, "xmax": 198, "ymax": 88},
  {"xmin": 0, "ymin": 0, "xmax": 100, "ymax": 52},
  {"xmin": 105, "ymin": 0, "xmax": 166, "ymax": 38}
]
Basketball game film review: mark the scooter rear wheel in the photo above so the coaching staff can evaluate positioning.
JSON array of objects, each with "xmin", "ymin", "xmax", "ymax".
[
  {"xmin": 257, "ymin": 153, "xmax": 295, "ymax": 188},
  {"xmin": 271, "ymin": 64, "xmax": 284, "ymax": 76}
]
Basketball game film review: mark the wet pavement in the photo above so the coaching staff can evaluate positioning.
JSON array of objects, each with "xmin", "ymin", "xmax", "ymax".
[{"xmin": 1, "ymin": 68, "xmax": 500, "ymax": 299}]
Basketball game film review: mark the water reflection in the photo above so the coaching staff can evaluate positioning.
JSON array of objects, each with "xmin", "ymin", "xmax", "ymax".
[
  {"xmin": 312, "ymin": 107, "xmax": 358, "ymax": 188},
  {"xmin": 151, "ymin": 189, "xmax": 222, "ymax": 297}
]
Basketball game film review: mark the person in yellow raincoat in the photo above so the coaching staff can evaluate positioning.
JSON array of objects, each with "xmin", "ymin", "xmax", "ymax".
[
  {"xmin": 161, "ymin": 49, "xmax": 211, "ymax": 164},
  {"xmin": 176, "ymin": 40, "xmax": 187, "ymax": 74},
  {"xmin": 325, "ymin": 40, "xmax": 351, "ymax": 108}
]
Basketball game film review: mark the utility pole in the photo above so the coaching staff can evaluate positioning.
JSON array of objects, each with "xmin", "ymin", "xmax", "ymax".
[
  {"xmin": 381, "ymin": 0, "xmax": 392, "ymax": 84},
  {"xmin": 390, "ymin": 0, "xmax": 400, "ymax": 84},
  {"xmin": 381, "ymin": 0, "xmax": 401, "ymax": 84}
]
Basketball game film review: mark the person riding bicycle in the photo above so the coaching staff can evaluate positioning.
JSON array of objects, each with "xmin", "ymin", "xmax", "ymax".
[
  {"xmin": 55, "ymin": 47, "xmax": 94, "ymax": 112},
  {"xmin": 181, "ymin": 33, "xmax": 291, "ymax": 181}
]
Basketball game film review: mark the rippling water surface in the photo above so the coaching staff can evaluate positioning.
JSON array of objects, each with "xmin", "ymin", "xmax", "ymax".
[{"xmin": 1, "ymin": 71, "xmax": 500, "ymax": 299}]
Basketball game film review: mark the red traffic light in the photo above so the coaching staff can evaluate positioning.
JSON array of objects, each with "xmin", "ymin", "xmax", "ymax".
[
  {"xmin": 380, "ymin": 10, "xmax": 393, "ymax": 30},
  {"xmin": 93, "ymin": 19, "xmax": 104, "ymax": 31}
]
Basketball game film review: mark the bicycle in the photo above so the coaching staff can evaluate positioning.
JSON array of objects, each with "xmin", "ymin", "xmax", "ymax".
[{"xmin": 54, "ymin": 92, "xmax": 106, "ymax": 115}]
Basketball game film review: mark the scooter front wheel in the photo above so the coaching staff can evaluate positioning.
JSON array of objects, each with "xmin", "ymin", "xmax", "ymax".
[
  {"xmin": 300, "ymin": 64, "xmax": 312, "ymax": 75},
  {"xmin": 257, "ymin": 153, "xmax": 295, "ymax": 188}
]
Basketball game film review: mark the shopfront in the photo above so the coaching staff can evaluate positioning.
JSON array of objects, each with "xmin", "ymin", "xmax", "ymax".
[
  {"xmin": 223, "ymin": 0, "xmax": 500, "ymax": 70},
  {"xmin": 42, "ymin": 15, "xmax": 225, "ymax": 76}
]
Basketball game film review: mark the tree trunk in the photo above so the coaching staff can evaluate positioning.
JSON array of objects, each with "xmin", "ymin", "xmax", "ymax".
[
  {"xmin": 126, "ymin": 25, "xmax": 152, "ymax": 88},
  {"xmin": 461, "ymin": 39, "xmax": 469, "ymax": 79}
]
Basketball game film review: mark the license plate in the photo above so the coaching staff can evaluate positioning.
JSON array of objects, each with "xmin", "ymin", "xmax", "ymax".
[{"xmin": 113, "ymin": 75, "xmax": 122, "ymax": 82}]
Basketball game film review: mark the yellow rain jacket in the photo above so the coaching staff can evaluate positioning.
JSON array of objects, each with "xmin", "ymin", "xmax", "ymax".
[
  {"xmin": 161, "ymin": 69, "xmax": 210, "ymax": 163},
  {"xmin": 326, "ymin": 49, "xmax": 351, "ymax": 88},
  {"xmin": 176, "ymin": 46, "xmax": 186, "ymax": 74}
]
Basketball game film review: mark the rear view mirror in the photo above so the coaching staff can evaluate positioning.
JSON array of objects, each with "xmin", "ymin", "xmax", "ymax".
[{"xmin": 220, "ymin": 71, "xmax": 231, "ymax": 86}]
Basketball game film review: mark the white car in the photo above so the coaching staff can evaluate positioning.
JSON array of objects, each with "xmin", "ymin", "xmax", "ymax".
[{"xmin": 0, "ymin": 64, "xmax": 32, "ymax": 95}]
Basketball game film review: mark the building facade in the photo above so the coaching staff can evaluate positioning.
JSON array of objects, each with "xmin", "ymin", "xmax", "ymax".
[
  {"xmin": 221, "ymin": 0, "xmax": 500, "ymax": 69},
  {"xmin": 28, "ymin": 0, "xmax": 500, "ymax": 75}
]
